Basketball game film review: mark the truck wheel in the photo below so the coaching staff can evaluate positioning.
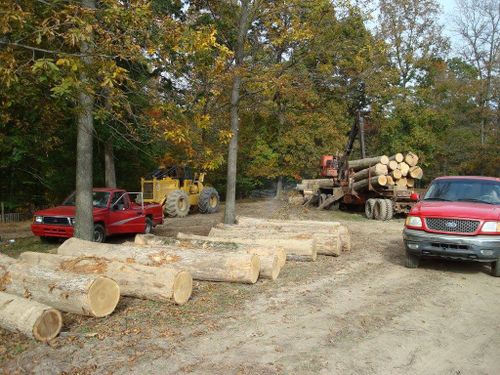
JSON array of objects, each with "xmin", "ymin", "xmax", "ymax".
[
  {"xmin": 144, "ymin": 217, "xmax": 153, "ymax": 234},
  {"xmin": 383, "ymin": 199, "xmax": 394, "ymax": 220},
  {"xmin": 93, "ymin": 224, "xmax": 106, "ymax": 243},
  {"xmin": 405, "ymin": 251, "xmax": 420, "ymax": 268},
  {"xmin": 373, "ymin": 199, "xmax": 385, "ymax": 220},
  {"xmin": 165, "ymin": 190, "xmax": 190, "ymax": 217},
  {"xmin": 198, "ymin": 187, "xmax": 220, "ymax": 214},
  {"xmin": 491, "ymin": 260, "xmax": 500, "ymax": 277},
  {"xmin": 365, "ymin": 199, "xmax": 376, "ymax": 219}
]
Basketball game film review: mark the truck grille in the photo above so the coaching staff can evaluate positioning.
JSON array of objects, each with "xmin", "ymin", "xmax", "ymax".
[
  {"xmin": 43, "ymin": 216, "xmax": 70, "ymax": 225},
  {"xmin": 425, "ymin": 218, "xmax": 479, "ymax": 233},
  {"xmin": 143, "ymin": 182, "xmax": 154, "ymax": 200}
]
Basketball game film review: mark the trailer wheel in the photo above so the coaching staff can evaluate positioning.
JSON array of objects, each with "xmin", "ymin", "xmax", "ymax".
[
  {"xmin": 318, "ymin": 193, "xmax": 327, "ymax": 207},
  {"xmin": 365, "ymin": 199, "xmax": 376, "ymax": 219},
  {"xmin": 373, "ymin": 199, "xmax": 385, "ymax": 220}
]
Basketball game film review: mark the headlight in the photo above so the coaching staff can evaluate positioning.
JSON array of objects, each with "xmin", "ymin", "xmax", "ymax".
[
  {"xmin": 34, "ymin": 216, "xmax": 43, "ymax": 223},
  {"xmin": 481, "ymin": 221, "xmax": 500, "ymax": 233},
  {"xmin": 405, "ymin": 216, "xmax": 423, "ymax": 228}
]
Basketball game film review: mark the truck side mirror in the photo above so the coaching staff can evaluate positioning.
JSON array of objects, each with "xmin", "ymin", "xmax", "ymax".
[{"xmin": 410, "ymin": 192, "xmax": 420, "ymax": 201}]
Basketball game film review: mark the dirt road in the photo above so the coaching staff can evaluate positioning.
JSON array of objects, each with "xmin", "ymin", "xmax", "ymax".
[{"xmin": 1, "ymin": 200, "xmax": 499, "ymax": 374}]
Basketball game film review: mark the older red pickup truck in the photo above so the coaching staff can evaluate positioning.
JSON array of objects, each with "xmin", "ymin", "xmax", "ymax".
[
  {"xmin": 403, "ymin": 176, "xmax": 500, "ymax": 276},
  {"xmin": 31, "ymin": 188, "xmax": 163, "ymax": 242}
]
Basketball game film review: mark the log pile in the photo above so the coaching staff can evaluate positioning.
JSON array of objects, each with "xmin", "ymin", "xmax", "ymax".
[{"xmin": 348, "ymin": 152, "xmax": 423, "ymax": 191}]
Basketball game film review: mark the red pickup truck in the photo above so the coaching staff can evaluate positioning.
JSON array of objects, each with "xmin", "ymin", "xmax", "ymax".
[
  {"xmin": 31, "ymin": 188, "xmax": 164, "ymax": 242},
  {"xmin": 403, "ymin": 176, "xmax": 500, "ymax": 276}
]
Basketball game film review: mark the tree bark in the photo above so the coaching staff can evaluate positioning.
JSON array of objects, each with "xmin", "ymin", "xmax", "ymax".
[
  {"xmin": 58, "ymin": 238, "xmax": 261, "ymax": 284},
  {"xmin": 19, "ymin": 252, "xmax": 192, "ymax": 304},
  {"xmin": 275, "ymin": 176, "xmax": 284, "ymax": 199},
  {"xmin": 352, "ymin": 164, "xmax": 388, "ymax": 182},
  {"xmin": 75, "ymin": 0, "xmax": 97, "ymax": 241},
  {"xmin": 104, "ymin": 139, "xmax": 116, "ymax": 188},
  {"xmin": 0, "ymin": 255, "xmax": 119, "ymax": 317},
  {"xmin": 224, "ymin": 0, "xmax": 251, "ymax": 225},
  {"xmin": 0, "ymin": 291, "xmax": 62, "ymax": 342},
  {"xmin": 348, "ymin": 155, "xmax": 389, "ymax": 171},
  {"xmin": 352, "ymin": 175, "xmax": 387, "ymax": 191}
]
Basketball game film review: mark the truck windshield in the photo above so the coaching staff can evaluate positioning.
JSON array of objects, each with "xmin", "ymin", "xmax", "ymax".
[
  {"xmin": 63, "ymin": 192, "xmax": 111, "ymax": 208},
  {"xmin": 424, "ymin": 179, "xmax": 500, "ymax": 205}
]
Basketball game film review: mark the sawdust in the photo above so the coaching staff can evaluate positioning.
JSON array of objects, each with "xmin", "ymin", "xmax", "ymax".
[
  {"xmin": 148, "ymin": 252, "xmax": 181, "ymax": 265},
  {"xmin": 0, "ymin": 272, "xmax": 11, "ymax": 291}
]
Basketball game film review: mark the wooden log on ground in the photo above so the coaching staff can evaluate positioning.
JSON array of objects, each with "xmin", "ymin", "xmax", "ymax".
[
  {"xmin": 175, "ymin": 232, "xmax": 286, "ymax": 268},
  {"xmin": 398, "ymin": 162, "xmax": 410, "ymax": 177},
  {"xmin": 0, "ymin": 291, "xmax": 62, "ymax": 342},
  {"xmin": 406, "ymin": 178, "xmax": 415, "ymax": 188},
  {"xmin": 405, "ymin": 152, "xmax": 419, "ymax": 167},
  {"xmin": 134, "ymin": 234, "xmax": 281, "ymax": 280},
  {"xmin": 234, "ymin": 216, "xmax": 351, "ymax": 252},
  {"xmin": 19, "ymin": 252, "xmax": 192, "ymax": 304},
  {"xmin": 389, "ymin": 153, "xmax": 404, "ymax": 163},
  {"xmin": 352, "ymin": 175, "xmax": 387, "ymax": 191},
  {"xmin": 211, "ymin": 224, "xmax": 341, "ymax": 257},
  {"xmin": 352, "ymin": 164, "xmax": 388, "ymax": 182},
  {"xmin": 0, "ymin": 254, "xmax": 119, "ymax": 317},
  {"xmin": 388, "ymin": 160, "xmax": 399, "ymax": 171},
  {"xmin": 348, "ymin": 155, "xmax": 389, "ymax": 171},
  {"xmin": 391, "ymin": 169, "xmax": 402, "ymax": 179},
  {"xmin": 58, "ymin": 238, "xmax": 261, "ymax": 284},
  {"xmin": 386, "ymin": 175, "xmax": 395, "ymax": 186},
  {"xmin": 409, "ymin": 166, "xmax": 423, "ymax": 179}
]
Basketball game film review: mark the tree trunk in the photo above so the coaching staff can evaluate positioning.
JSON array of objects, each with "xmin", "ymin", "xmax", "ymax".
[
  {"xmin": 409, "ymin": 166, "xmax": 423, "ymax": 179},
  {"xmin": 19, "ymin": 252, "xmax": 192, "ymax": 305},
  {"xmin": 389, "ymin": 153, "xmax": 404, "ymax": 162},
  {"xmin": 171, "ymin": 232, "xmax": 286, "ymax": 268},
  {"xmin": 75, "ymin": 0, "xmax": 96, "ymax": 241},
  {"xmin": 224, "ymin": 0, "xmax": 251, "ymax": 225},
  {"xmin": 348, "ymin": 155, "xmax": 389, "ymax": 170},
  {"xmin": 0, "ymin": 291, "xmax": 62, "ymax": 342},
  {"xmin": 58, "ymin": 238, "xmax": 261, "ymax": 284},
  {"xmin": 398, "ymin": 162, "xmax": 410, "ymax": 176},
  {"xmin": 275, "ymin": 176, "xmax": 283, "ymax": 199},
  {"xmin": 352, "ymin": 175, "xmax": 387, "ymax": 191},
  {"xmin": 396, "ymin": 177, "xmax": 408, "ymax": 188},
  {"xmin": 404, "ymin": 152, "xmax": 419, "ymax": 167},
  {"xmin": 386, "ymin": 175, "xmax": 395, "ymax": 186},
  {"xmin": 104, "ymin": 139, "xmax": 116, "ymax": 188},
  {"xmin": 388, "ymin": 160, "xmax": 399, "ymax": 171},
  {"xmin": 391, "ymin": 169, "xmax": 402, "ymax": 179},
  {"xmin": 352, "ymin": 164, "xmax": 388, "ymax": 182},
  {"xmin": 211, "ymin": 224, "xmax": 342, "ymax": 257},
  {"xmin": 0, "ymin": 255, "xmax": 119, "ymax": 317}
]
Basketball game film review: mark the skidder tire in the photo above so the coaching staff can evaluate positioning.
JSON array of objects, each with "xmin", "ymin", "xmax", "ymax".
[
  {"xmin": 198, "ymin": 187, "xmax": 220, "ymax": 214},
  {"xmin": 384, "ymin": 199, "xmax": 394, "ymax": 220},
  {"xmin": 365, "ymin": 199, "xmax": 376, "ymax": 219},
  {"xmin": 165, "ymin": 190, "xmax": 190, "ymax": 217},
  {"xmin": 373, "ymin": 199, "xmax": 385, "ymax": 220},
  {"xmin": 405, "ymin": 251, "xmax": 420, "ymax": 269}
]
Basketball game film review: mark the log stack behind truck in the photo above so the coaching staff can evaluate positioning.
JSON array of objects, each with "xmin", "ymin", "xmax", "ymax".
[{"xmin": 296, "ymin": 152, "xmax": 422, "ymax": 220}]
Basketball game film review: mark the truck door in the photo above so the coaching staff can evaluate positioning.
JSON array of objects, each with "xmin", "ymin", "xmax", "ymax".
[{"xmin": 108, "ymin": 192, "xmax": 145, "ymax": 234}]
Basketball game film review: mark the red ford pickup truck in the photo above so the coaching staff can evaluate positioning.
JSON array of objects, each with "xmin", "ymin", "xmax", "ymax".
[
  {"xmin": 31, "ymin": 188, "xmax": 163, "ymax": 242},
  {"xmin": 403, "ymin": 176, "xmax": 500, "ymax": 276}
]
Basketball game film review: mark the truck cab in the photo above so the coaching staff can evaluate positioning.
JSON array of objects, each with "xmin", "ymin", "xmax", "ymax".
[{"xmin": 31, "ymin": 188, "xmax": 164, "ymax": 242}]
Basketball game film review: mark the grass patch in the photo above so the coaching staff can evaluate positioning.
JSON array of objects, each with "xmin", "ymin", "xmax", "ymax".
[{"xmin": 0, "ymin": 236, "xmax": 58, "ymax": 258}]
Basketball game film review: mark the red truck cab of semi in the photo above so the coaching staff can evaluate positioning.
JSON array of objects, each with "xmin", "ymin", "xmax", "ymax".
[
  {"xmin": 31, "ymin": 188, "xmax": 163, "ymax": 242},
  {"xmin": 403, "ymin": 176, "xmax": 500, "ymax": 276}
]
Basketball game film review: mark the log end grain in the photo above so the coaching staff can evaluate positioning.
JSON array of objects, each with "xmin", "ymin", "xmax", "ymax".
[
  {"xmin": 33, "ymin": 308, "xmax": 63, "ymax": 342},
  {"xmin": 172, "ymin": 270, "xmax": 193, "ymax": 305},
  {"xmin": 87, "ymin": 277, "xmax": 120, "ymax": 317},
  {"xmin": 379, "ymin": 155, "xmax": 390, "ymax": 165},
  {"xmin": 249, "ymin": 254, "xmax": 261, "ymax": 283}
]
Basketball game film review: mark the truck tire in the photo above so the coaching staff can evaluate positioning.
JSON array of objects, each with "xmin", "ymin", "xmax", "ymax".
[
  {"xmin": 144, "ymin": 217, "xmax": 153, "ymax": 234},
  {"xmin": 198, "ymin": 187, "xmax": 220, "ymax": 214},
  {"xmin": 93, "ymin": 224, "xmax": 106, "ymax": 243},
  {"xmin": 365, "ymin": 199, "xmax": 376, "ymax": 219},
  {"xmin": 405, "ymin": 251, "xmax": 420, "ymax": 268},
  {"xmin": 373, "ymin": 199, "xmax": 385, "ymax": 220},
  {"xmin": 383, "ymin": 199, "xmax": 394, "ymax": 220},
  {"xmin": 165, "ymin": 190, "xmax": 190, "ymax": 217},
  {"xmin": 491, "ymin": 260, "xmax": 500, "ymax": 277}
]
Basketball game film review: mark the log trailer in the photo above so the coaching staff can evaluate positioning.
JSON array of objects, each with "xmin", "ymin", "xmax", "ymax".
[{"xmin": 296, "ymin": 115, "xmax": 418, "ymax": 220}]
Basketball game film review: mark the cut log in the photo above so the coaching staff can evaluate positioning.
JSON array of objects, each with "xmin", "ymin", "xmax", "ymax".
[
  {"xmin": 352, "ymin": 163, "xmax": 388, "ymax": 182},
  {"xmin": 398, "ymin": 162, "xmax": 410, "ymax": 177},
  {"xmin": 391, "ymin": 169, "xmax": 403, "ymax": 179},
  {"xmin": 134, "ymin": 235, "xmax": 281, "ymax": 280},
  {"xmin": 406, "ymin": 178, "xmax": 415, "ymax": 188},
  {"xmin": 58, "ymin": 238, "xmax": 261, "ymax": 284},
  {"xmin": 352, "ymin": 175, "xmax": 387, "ymax": 191},
  {"xmin": 348, "ymin": 155, "xmax": 389, "ymax": 171},
  {"xmin": 405, "ymin": 152, "xmax": 419, "ymax": 167},
  {"xmin": 211, "ymin": 224, "xmax": 341, "ymax": 257},
  {"xmin": 389, "ymin": 153, "xmax": 404, "ymax": 163},
  {"xmin": 0, "ymin": 254, "xmax": 119, "ymax": 317},
  {"xmin": 386, "ymin": 175, "xmax": 395, "ymax": 186},
  {"xmin": 205, "ymin": 230, "xmax": 317, "ymax": 261},
  {"xmin": 409, "ymin": 166, "xmax": 423, "ymax": 179},
  {"xmin": 338, "ymin": 226, "xmax": 351, "ymax": 252},
  {"xmin": 19, "ymin": 252, "xmax": 192, "ymax": 304},
  {"xmin": 0, "ymin": 291, "xmax": 62, "ymax": 342},
  {"xmin": 396, "ymin": 177, "xmax": 408, "ymax": 188},
  {"xmin": 388, "ymin": 160, "xmax": 399, "ymax": 171}
]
